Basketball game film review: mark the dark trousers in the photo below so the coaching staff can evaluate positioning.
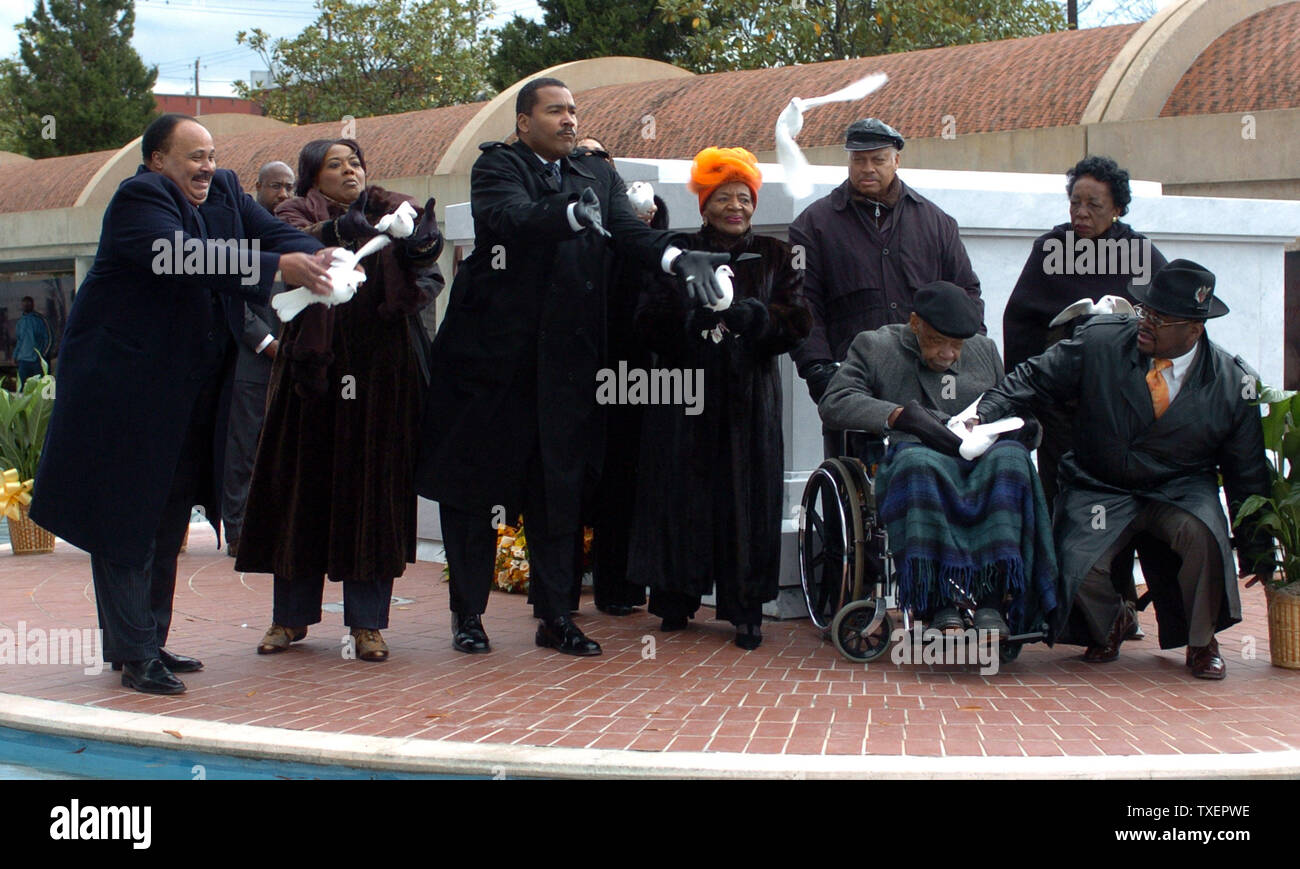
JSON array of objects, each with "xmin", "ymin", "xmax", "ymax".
[
  {"xmin": 91, "ymin": 379, "xmax": 218, "ymax": 664},
  {"xmin": 441, "ymin": 502, "xmax": 582, "ymax": 621},
  {"xmin": 221, "ymin": 379, "xmax": 269, "ymax": 545},
  {"xmin": 649, "ymin": 588, "xmax": 763, "ymax": 628},
  {"xmin": 16, "ymin": 358, "xmax": 43, "ymax": 388},
  {"xmin": 272, "ymin": 574, "xmax": 394, "ymax": 630},
  {"xmin": 1075, "ymin": 501, "xmax": 1223, "ymax": 647}
]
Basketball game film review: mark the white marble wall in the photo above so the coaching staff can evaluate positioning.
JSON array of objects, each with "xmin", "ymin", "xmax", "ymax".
[{"xmin": 426, "ymin": 160, "xmax": 1300, "ymax": 616}]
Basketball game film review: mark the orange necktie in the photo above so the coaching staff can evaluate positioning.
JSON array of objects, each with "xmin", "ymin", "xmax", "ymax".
[{"xmin": 1146, "ymin": 358, "xmax": 1172, "ymax": 418}]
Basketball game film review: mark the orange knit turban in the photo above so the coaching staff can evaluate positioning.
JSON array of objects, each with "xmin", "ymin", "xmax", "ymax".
[{"xmin": 688, "ymin": 147, "xmax": 762, "ymax": 211}]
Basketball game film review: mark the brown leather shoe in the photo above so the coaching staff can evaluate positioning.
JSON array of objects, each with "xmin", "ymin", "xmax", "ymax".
[
  {"xmin": 351, "ymin": 628, "xmax": 389, "ymax": 662},
  {"xmin": 257, "ymin": 624, "xmax": 307, "ymax": 654},
  {"xmin": 1082, "ymin": 604, "xmax": 1135, "ymax": 663},
  {"xmin": 1187, "ymin": 638, "xmax": 1226, "ymax": 680}
]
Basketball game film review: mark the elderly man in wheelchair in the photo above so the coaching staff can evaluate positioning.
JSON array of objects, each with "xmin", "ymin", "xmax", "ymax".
[{"xmin": 809, "ymin": 281, "xmax": 1059, "ymax": 662}]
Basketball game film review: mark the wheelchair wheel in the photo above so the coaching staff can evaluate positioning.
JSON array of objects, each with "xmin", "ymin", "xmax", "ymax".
[
  {"xmin": 831, "ymin": 598, "xmax": 893, "ymax": 663},
  {"xmin": 798, "ymin": 463, "xmax": 852, "ymax": 633}
]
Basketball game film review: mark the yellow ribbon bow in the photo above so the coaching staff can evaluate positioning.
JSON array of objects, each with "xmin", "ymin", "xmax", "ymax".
[{"xmin": 0, "ymin": 468, "xmax": 34, "ymax": 522}]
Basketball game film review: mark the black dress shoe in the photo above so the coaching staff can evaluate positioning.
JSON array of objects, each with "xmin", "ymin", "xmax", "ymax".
[
  {"xmin": 973, "ymin": 607, "xmax": 1010, "ymax": 640},
  {"xmin": 535, "ymin": 615, "xmax": 601, "ymax": 656},
  {"xmin": 1083, "ymin": 603, "xmax": 1135, "ymax": 663},
  {"xmin": 452, "ymin": 613, "xmax": 491, "ymax": 654},
  {"xmin": 120, "ymin": 658, "xmax": 186, "ymax": 695},
  {"xmin": 734, "ymin": 624, "xmax": 763, "ymax": 650},
  {"xmin": 660, "ymin": 615, "xmax": 689, "ymax": 632},
  {"xmin": 597, "ymin": 604, "xmax": 638, "ymax": 616},
  {"xmin": 929, "ymin": 606, "xmax": 964, "ymax": 632},
  {"xmin": 159, "ymin": 648, "xmax": 203, "ymax": 673}
]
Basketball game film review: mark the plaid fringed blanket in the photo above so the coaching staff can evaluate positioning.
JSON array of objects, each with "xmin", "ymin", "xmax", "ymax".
[{"xmin": 875, "ymin": 441, "xmax": 1059, "ymax": 631}]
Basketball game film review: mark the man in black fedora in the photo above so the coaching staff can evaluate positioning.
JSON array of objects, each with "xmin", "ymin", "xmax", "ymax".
[
  {"xmin": 788, "ymin": 118, "xmax": 983, "ymax": 466},
  {"xmin": 970, "ymin": 259, "xmax": 1274, "ymax": 678}
]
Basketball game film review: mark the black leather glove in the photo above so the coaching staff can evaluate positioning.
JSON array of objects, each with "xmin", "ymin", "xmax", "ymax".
[
  {"xmin": 720, "ymin": 297, "xmax": 768, "ymax": 335},
  {"xmin": 687, "ymin": 306, "xmax": 723, "ymax": 335},
  {"xmin": 998, "ymin": 415, "xmax": 1041, "ymax": 448},
  {"xmin": 573, "ymin": 187, "xmax": 611, "ymax": 238},
  {"xmin": 890, "ymin": 401, "xmax": 963, "ymax": 456},
  {"xmin": 672, "ymin": 250, "xmax": 730, "ymax": 307},
  {"xmin": 403, "ymin": 197, "xmax": 444, "ymax": 259},
  {"xmin": 334, "ymin": 189, "xmax": 380, "ymax": 245},
  {"xmin": 804, "ymin": 361, "xmax": 839, "ymax": 403}
]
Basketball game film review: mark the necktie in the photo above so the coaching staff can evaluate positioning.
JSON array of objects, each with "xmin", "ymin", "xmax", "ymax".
[
  {"xmin": 1146, "ymin": 357, "xmax": 1172, "ymax": 418},
  {"xmin": 545, "ymin": 162, "xmax": 561, "ymax": 186}
]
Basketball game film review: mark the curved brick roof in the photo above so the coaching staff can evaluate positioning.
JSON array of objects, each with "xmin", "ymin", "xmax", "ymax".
[
  {"xmin": 0, "ymin": 149, "xmax": 117, "ymax": 213},
  {"xmin": 211, "ymin": 101, "xmax": 486, "ymax": 190},
  {"xmin": 1161, "ymin": 3, "xmax": 1300, "ymax": 117},
  {"xmin": 578, "ymin": 24, "xmax": 1140, "ymax": 159}
]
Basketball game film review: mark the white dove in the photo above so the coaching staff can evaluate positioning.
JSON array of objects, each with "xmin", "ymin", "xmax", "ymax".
[
  {"xmin": 775, "ymin": 73, "xmax": 889, "ymax": 199},
  {"xmin": 1048, "ymin": 294, "xmax": 1136, "ymax": 328},
  {"xmin": 945, "ymin": 396, "xmax": 1025, "ymax": 461},
  {"xmin": 272, "ymin": 200, "xmax": 419, "ymax": 322}
]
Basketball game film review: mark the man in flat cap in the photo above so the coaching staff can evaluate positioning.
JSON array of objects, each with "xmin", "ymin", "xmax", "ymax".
[
  {"xmin": 972, "ymin": 260, "xmax": 1274, "ymax": 678},
  {"xmin": 819, "ymin": 282, "xmax": 1057, "ymax": 641},
  {"xmin": 791, "ymin": 119, "xmax": 983, "ymax": 466}
]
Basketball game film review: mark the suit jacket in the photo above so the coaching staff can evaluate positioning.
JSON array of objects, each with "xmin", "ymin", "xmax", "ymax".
[
  {"xmin": 819, "ymin": 323, "xmax": 1003, "ymax": 440},
  {"xmin": 417, "ymin": 139, "xmax": 681, "ymax": 535},
  {"xmin": 31, "ymin": 167, "xmax": 321, "ymax": 567},
  {"xmin": 977, "ymin": 315, "xmax": 1272, "ymax": 647},
  {"xmin": 234, "ymin": 296, "xmax": 278, "ymax": 385}
]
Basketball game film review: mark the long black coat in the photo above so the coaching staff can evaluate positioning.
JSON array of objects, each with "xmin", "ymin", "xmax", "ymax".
[
  {"xmin": 1002, "ymin": 221, "xmax": 1167, "ymax": 371},
  {"xmin": 628, "ymin": 229, "xmax": 811, "ymax": 607},
  {"xmin": 787, "ymin": 178, "xmax": 982, "ymax": 374},
  {"xmin": 977, "ymin": 315, "xmax": 1273, "ymax": 647},
  {"xmin": 416, "ymin": 140, "xmax": 678, "ymax": 536},
  {"xmin": 32, "ymin": 168, "xmax": 321, "ymax": 568}
]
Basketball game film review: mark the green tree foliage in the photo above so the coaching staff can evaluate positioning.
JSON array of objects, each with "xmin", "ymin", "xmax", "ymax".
[
  {"xmin": 657, "ymin": 0, "xmax": 1066, "ymax": 72},
  {"xmin": 487, "ymin": 0, "xmax": 696, "ymax": 91},
  {"xmin": 0, "ymin": 59, "xmax": 22, "ymax": 154},
  {"xmin": 3, "ymin": 0, "xmax": 157, "ymax": 158},
  {"xmin": 234, "ymin": 0, "xmax": 497, "ymax": 124}
]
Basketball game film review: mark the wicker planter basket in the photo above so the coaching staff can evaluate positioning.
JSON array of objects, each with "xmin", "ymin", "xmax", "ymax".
[
  {"xmin": 7, "ymin": 502, "xmax": 54, "ymax": 555},
  {"xmin": 1266, "ymin": 582, "xmax": 1300, "ymax": 670}
]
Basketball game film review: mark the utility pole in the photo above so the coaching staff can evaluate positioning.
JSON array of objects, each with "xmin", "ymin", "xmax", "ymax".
[
  {"xmin": 194, "ymin": 57, "xmax": 201, "ymax": 116},
  {"xmin": 1068, "ymin": 0, "xmax": 1078, "ymax": 29}
]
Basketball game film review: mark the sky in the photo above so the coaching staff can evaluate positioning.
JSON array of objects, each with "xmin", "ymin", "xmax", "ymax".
[{"xmin": 0, "ymin": 0, "xmax": 1174, "ymax": 98}]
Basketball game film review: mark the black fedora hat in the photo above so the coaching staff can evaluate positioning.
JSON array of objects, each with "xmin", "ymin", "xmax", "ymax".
[{"xmin": 1131, "ymin": 258, "xmax": 1229, "ymax": 320}]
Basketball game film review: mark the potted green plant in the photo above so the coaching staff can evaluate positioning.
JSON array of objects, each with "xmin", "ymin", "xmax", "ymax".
[
  {"xmin": 0, "ymin": 364, "xmax": 56, "ymax": 554},
  {"xmin": 1234, "ymin": 383, "xmax": 1300, "ymax": 668}
]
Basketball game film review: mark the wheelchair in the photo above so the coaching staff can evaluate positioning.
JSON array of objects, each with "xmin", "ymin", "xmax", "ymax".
[{"xmin": 797, "ymin": 432, "xmax": 1047, "ymax": 665}]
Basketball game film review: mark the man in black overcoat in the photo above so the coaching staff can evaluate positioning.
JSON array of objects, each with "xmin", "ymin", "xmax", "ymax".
[
  {"xmin": 417, "ymin": 78, "xmax": 727, "ymax": 657},
  {"xmin": 31, "ymin": 115, "xmax": 333, "ymax": 694},
  {"xmin": 973, "ymin": 260, "xmax": 1274, "ymax": 679}
]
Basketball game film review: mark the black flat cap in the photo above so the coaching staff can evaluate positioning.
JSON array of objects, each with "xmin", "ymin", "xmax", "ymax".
[
  {"xmin": 844, "ymin": 118, "xmax": 904, "ymax": 152},
  {"xmin": 1131, "ymin": 258, "xmax": 1228, "ymax": 319},
  {"xmin": 913, "ymin": 281, "xmax": 981, "ymax": 338}
]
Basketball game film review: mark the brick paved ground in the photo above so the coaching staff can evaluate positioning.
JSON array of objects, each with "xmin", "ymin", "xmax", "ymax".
[{"xmin": 2, "ymin": 526, "xmax": 1298, "ymax": 757}]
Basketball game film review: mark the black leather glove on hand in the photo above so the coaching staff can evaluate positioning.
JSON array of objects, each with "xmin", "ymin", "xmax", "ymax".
[
  {"xmin": 334, "ymin": 189, "xmax": 381, "ymax": 246},
  {"xmin": 890, "ymin": 401, "xmax": 963, "ymax": 457},
  {"xmin": 672, "ymin": 250, "xmax": 730, "ymax": 307},
  {"xmin": 804, "ymin": 361, "xmax": 839, "ymax": 403},
  {"xmin": 998, "ymin": 414, "xmax": 1041, "ymax": 448},
  {"xmin": 720, "ymin": 297, "xmax": 768, "ymax": 335},
  {"xmin": 573, "ymin": 187, "xmax": 611, "ymax": 238},
  {"xmin": 403, "ymin": 197, "xmax": 444, "ymax": 259}
]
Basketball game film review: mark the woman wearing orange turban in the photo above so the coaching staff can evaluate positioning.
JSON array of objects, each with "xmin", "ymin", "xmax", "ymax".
[{"xmin": 629, "ymin": 148, "xmax": 812, "ymax": 650}]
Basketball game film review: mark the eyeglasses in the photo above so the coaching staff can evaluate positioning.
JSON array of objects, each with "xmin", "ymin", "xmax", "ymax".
[{"xmin": 1134, "ymin": 305, "xmax": 1193, "ymax": 329}]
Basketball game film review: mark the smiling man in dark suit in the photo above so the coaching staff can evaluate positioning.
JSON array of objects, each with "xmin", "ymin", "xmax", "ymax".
[{"xmin": 32, "ymin": 114, "xmax": 334, "ymax": 695}]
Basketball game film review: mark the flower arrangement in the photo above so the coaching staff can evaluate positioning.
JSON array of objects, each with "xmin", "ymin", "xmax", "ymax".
[{"xmin": 441, "ymin": 519, "xmax": 594, "ymax": 594}]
